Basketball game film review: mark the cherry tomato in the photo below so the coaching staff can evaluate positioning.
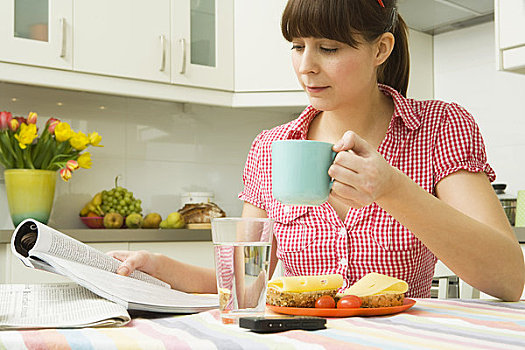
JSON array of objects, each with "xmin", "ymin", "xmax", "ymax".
[
  {"xmin": 337, "ymin": 295, "xmax": 362, "ymax": 308},
  {"xmin": 315, "ymin": 295, "xmax": 336, "ymax": 308}
]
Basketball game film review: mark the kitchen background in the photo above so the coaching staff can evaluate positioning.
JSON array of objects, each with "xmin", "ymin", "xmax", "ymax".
[{"xmin": 0, "ymin": 0, "xmax": 524, "ymax": 230}]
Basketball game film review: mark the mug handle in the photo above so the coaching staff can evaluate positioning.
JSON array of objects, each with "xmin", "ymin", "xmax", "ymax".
[{"xmin": 329, "ymin": 150, "xmax": 337, "ymax": 190}]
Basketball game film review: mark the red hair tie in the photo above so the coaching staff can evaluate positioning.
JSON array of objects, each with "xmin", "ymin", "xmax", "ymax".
[{"xmin": 377, "ymin": 0, "xmax": 385, "ymax": 7}]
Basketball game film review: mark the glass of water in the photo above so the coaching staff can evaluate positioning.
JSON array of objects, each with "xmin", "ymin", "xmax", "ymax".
[{"xmin": 211, "ymin": 217, "xmax": 274, "ymax": 324}]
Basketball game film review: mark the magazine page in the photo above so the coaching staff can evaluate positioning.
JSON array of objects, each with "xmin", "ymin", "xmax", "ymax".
[
  {"xmin": 0, "ymin": 283, "xmax": 130, "ymax": 329},
  {"xmin": 34, "ymin": 252, "xmax": 219, "ymax": 313},
  {"xmin": 11, "ymin": 219, "xmax": 169, "ymax": 288}
]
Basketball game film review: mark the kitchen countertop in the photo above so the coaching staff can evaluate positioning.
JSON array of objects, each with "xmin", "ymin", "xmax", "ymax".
[
  {"xmin": 1, "ymin": 227, "xmax": 524, "ymax": 244},
  {"xmin": 0, "ymin": 228, "xmax": 211, "ymax": 244}
]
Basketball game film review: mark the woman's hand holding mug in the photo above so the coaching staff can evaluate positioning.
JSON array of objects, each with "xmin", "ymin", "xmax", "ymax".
[{"xmin": 329, "ymin": 131, "xmax": 398, "ymax": 208}]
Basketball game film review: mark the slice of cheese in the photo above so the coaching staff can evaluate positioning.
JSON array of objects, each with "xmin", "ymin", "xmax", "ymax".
[
  {"xmin": 340, "ymin": 273, "xmax": 408, "ymax": 297},
  {"xmin": 268, "ymin": 274, "xmax": 343, "ymax": 293}
]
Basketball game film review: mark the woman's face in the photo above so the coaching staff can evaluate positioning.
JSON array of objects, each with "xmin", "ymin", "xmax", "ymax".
[{"xmin": 291, "ymin": 37, "xmax": 379, "ymax": 111}]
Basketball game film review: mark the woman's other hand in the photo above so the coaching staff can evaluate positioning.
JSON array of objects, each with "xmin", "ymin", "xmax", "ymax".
[
  {"xmin": 107, "ymin": 250, "xmax": 161, "ymax": 278},
  {"xmin": 330, "ymin": 130, "xmax": 398, "ymax": 208}
]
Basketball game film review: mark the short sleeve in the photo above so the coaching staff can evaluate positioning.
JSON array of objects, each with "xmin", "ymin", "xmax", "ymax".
[
  {"xmin": 238, "ymin": 131, "xmax": 268, "ymax": 210},
  {"xmin": 433, "ymin": 103, "xmax": 496, "ymax": 187}
]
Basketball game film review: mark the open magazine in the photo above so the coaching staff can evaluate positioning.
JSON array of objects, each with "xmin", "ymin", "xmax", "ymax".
[{"xmin": 6, "ymin": 219, "xmax": 218, "ymax": 326}]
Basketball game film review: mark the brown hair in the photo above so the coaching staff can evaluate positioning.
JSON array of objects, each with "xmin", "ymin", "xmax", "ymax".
[{"xmin": 281, "ymin": 0, "xmax": 410, "ymax": 97}]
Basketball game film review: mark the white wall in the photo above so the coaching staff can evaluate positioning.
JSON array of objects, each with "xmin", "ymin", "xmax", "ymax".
[
  {"xmin": 434, "ymin": 22, "xmax": 525, "ymax": 196},
  {"xmin": 0, "ymin": 83, "xmax": 300, "ymax": 229},
  {"xmin": 407, "ymin": 29, "xmax": 434, "ymax": 100}
]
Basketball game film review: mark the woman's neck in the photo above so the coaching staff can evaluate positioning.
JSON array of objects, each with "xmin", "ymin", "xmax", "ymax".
[{"xmin": 307, "ymin": 86, "xmax": 394, "ymax": 149}]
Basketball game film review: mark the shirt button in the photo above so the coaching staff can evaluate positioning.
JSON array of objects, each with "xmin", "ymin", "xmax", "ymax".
[
  {"xmin": 338, "ymin": 228, "xmax": 346, "ymax": 236},
  {"xmin": 339, "ymin": 258, "xmax": 348, "ymax": 267},
  {"xmin": 284, "ymin": 205, "xmax": 291, "ymax": 213}
]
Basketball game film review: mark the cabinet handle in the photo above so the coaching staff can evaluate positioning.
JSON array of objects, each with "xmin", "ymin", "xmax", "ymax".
[
  {"xmin": 59, "ymin": 18, "xmax": 66, "ymax": 58},
  {"xmin": 159, "ymin": 35, "xmax": 166, "ymax": 72},
  {"xmin": 179, "ymin": 38, "xmax": 187, "ymax": 74}
]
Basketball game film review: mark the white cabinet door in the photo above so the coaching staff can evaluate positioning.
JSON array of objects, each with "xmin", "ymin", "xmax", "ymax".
[
  {"xmin": 129, "ymin": 242, "xmax": 215, "ymax": 269},
  {"xmin": 496, "ymin": 0, "xmax": 525, "ymax": 72},
  {"xmin": 233, "ymin": 0, "xmax": 301, "ymax": 92},
  {"xmin": 171, "ymin": 0, "xmax": 234, "ymax": 90},
  {"xmin": 73, "ymin": 0, "xmax": 171, "ymax": 83},
  {"xmin": 497, "ymin": 0, "xmax": 525, "ymax": 50},
  {"xmin": 0, "ymin": 0, "xmax": 72, "ymax": 69}
]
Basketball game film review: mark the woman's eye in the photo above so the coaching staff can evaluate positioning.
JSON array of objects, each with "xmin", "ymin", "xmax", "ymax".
[
  {"xmin": 291, "ymin": 45, "xmax": 304, "ymax": 51},
  {"xmin": 321, "ymin": 47, "xmax": 338, "ymax": 53}
]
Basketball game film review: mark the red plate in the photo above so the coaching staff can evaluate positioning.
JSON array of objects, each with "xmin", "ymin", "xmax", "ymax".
[{"xmin": 267, "ymin": 298, "xmax": 416, "ymax": 317}]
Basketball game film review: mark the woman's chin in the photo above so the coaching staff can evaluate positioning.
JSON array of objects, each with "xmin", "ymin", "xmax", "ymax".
[{"xmin": 308, "ymin": 98, "xmax": 335, "ymax": 111}]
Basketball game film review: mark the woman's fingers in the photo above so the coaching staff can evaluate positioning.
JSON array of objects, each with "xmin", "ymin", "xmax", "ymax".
[
  {"xmin": 331, "ymin": 180, "xmax": 371, "ymax": 207},
  {"xmin": 107, "ymin": 250, "xmax": 131, "ymax": 262},
  {"xmin": 332, "ymin": 149, "xmax": 363, "ymax": 174},
  {"xmin": 330, "ymin": 130, "xmax": 395, "ymax": 206},
  {"xmin": 106, "ymin": 250, "xmax": 149, "ymax": 276},
  {"xmin": 333, "ymin": 131, "xmax": 373, "ymax": 155}
]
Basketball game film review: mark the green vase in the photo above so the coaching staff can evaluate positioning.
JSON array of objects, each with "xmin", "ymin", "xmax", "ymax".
[{"xmin": 4, "ymin": 169, "xmax": 57, "ymax": 227}]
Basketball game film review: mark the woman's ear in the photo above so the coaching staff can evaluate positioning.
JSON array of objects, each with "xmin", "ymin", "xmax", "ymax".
[{"xmin": 375, "ymin": 32, "xmax": 395, "ymax": 66}]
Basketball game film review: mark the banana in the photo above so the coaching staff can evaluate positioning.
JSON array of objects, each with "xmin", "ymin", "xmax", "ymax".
[
  {"xmin": 79, "ymin": 192, "xmax": 106, "ymax": 217},
  {"xmin": 92, "ymin": 192, "xmax": 103, "ymax": 206},
  {"xmin": 95, "ymin": 204, "xmax": 104, "ymax": 216},
  {"xmin": 79, "ymin": 204, "xmax": 90, "ymax": 216}
]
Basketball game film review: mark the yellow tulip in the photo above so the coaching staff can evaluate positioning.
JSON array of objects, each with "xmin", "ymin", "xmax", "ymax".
[
  {"xmin": 14, "ymin": 123, "xmax": 38, "ymax": 149},
  {"xmin": 77, "ymin": 152, "xmax": 92, "ymax": 169},
  {"xmin": 55, "ymin": 122, "xmax": 73, "ymax": 142},
  {"xmin": 88, "ymin": 132, "xmax": 103, "ymax": 147},
  {"xmin": 69, "ymin": 131, "xmax": 90, "ymax": 151}
]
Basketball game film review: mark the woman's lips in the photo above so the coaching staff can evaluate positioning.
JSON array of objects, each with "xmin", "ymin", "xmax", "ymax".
[{"xmin": 306, "ymin": 86, "xmax": 329, "ymax": 93}]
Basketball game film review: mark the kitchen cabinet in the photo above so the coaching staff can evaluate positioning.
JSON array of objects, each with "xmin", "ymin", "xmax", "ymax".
[
  {"xmin": 171, "ymin": 0, "xmax": 234, "ymax": 90},
  {"xmin": 0, "ymin": 0, "xmax": 301, "ymax": 104},
  {"xmin": 171, "ymin": 0, "xmax": 299, "ymax": 92},
  {"xmin": 73, "ymin": 0, "xmax": 171, "ymax": 83},
  {"xmin": 495, "ymin": 0, "xmax": 525, "ymax": 73},
  {"xmin": 232, "ymin": 0, "xmax": 300, "ymax": 92},
  {"xmin": 0, "ymin": 0, "xmax": 72, "ymax": 70}
]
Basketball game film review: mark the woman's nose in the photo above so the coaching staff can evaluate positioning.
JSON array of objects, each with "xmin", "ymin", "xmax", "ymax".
[{"xmin": 298, "ymin": 49, "xmax": 319, "ymax": 75}]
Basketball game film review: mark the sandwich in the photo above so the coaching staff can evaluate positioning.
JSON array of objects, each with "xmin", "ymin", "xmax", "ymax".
[
  {"xmin": 336, "ymin": 272, "xmax": 408, "ymax": 308},
  {"xmin": 266, "ymin": 274, "xmax": 344, "ymax": 307}
]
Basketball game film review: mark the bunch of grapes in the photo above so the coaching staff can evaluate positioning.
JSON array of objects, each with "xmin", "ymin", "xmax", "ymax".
[{"xmin": 100, "ymin": 186, "xmax": 142, "ymax": 217}]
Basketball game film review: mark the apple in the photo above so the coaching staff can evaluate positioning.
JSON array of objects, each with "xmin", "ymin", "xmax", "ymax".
[{"xmin": 103, "ymin": 212, "xmax": 124, "ymax": 229}]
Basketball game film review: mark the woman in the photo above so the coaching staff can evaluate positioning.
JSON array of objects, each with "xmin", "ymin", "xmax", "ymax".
[{"xmin": 110, "ymin": 0, "xmax": 524, "ymax": 301}]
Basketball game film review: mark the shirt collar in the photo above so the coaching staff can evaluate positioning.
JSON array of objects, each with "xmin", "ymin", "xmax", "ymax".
[
  {"xmin": 285, "ymin": 105, "xmax": 320, "ymax": 139},
  {"xmin": 378, "ymin": 84, "xmax": 421, "ymax": 131},
  {"xmin": 285, "ymin": 84, "xmax": 421, "ymax": 138}
]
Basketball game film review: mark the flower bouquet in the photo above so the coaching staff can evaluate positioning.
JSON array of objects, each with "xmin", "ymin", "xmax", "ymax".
[
  {"xmin": 0, "ymin": 110, "xmax": 102, "ymax": 226},
  {"xmin": 0, "ymin": 110, "xmax": 102, "ymax": 181}
]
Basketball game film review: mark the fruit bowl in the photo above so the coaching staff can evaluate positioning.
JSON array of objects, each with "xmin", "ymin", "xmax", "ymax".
[{"xmin": 80, "ymin": 216, "xmax": 105, "ymax": 229}]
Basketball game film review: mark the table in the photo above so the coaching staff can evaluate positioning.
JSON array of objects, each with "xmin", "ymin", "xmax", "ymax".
[{"xmin": 1, "ymin": 298, "xmax": 524, "ymax": 349}]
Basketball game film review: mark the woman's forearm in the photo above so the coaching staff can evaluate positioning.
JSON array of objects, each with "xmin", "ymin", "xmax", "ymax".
[
  {"xmin": 377, "ymin": 170, "xmax": 525, "ymax": 301},
  {"xmin": 153, "ymin": 253, "xmax": 217, "ymax": 293}
]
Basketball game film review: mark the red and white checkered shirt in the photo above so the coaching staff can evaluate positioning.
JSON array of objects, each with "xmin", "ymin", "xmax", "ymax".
[{"xmin": 239, "ymin": 84, "xmax": 495, "ymax": 298}]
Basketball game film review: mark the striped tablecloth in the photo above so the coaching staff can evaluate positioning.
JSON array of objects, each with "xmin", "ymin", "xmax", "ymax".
[{"xmin": 1, "ymin": 298, "xmax": 524, "ymax": 349}]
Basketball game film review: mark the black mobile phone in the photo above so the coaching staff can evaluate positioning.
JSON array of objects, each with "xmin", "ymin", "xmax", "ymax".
[{"xmin": 239, "ymin": 316, "xmax": 326, "ymax": 333}]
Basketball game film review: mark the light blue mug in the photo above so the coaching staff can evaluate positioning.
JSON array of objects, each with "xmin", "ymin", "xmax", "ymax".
[{"xmin": 272, "ymin": 140, "xmax": 336, "ymax": 206}]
